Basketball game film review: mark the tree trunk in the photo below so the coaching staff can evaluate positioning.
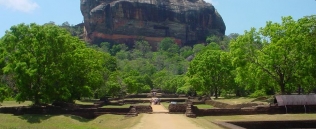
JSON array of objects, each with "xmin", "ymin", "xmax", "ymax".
[
  {"xmin": 34, "ymin": 93, "xmax": 40, "ymax": 106},
  {"xmin": 298, "ymin": 85, "xmax": 301, "ymax": 95},
  {"xmin": 280, "ymin": 82, "xmax": 286, "ymax": 95},
  {"xmin": 214, "ymin": 86, "xmax": 218, "ymax": 99}
]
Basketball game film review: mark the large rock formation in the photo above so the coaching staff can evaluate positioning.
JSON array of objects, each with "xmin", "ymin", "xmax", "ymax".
[{"xmin": 80, "ymin": 0, "xmax": 225, "ymax": 46}]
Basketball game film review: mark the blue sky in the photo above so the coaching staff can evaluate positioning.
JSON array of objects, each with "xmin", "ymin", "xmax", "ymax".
[{"xmin": 0, "ymin": 0, "xmax": 315, "ymax": 37}]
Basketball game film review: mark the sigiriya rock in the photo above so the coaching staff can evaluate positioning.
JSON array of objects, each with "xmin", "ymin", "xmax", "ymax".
[{"xmin": 80, "ymin": 0, "xmax": 226, "ymax": 46}]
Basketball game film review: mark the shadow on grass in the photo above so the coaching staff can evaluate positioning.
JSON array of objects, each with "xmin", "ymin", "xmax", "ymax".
[
  {"xmin": 213, "ymin": 96, "xmax": 242, "ymax": 99},
  {"xmin": 18, "ymin": 114, "xmax": 93, "ymax": 123},
  {"xmin": 18, "ymin": 114, "xmax": 52, "ymax": 123},
  {"xmin": 215, "ymin": 96, "xmax": 274, "ymax": 103},
  {"xmin": 67, "ymin": 115, "xmax": 92, "ymax": 122}
]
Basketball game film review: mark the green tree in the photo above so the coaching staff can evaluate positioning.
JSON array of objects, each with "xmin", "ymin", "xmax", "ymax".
[
  {"xmin": 123, "ymin": 70, "xmax": 152, "ymax": 94},
  {"xmin": 164, "ymin": 75, "xmax": 185, "ymax": 93},
  {"xmin": 159, "ymin": 38, "xmax": 179, "ymax": 54},
  {"xmin": 110, "ymin": 44, "xmax": 128, "ymax": 56},
  {"xmin": 192, "ymin": 44, "xmax": 205, "ymax": 54},
  {"xmin": 131, "ymin": 40, "xmax": 153, "ymax": 59},
  {"xmin": 0, "ymin": 23, "xmax": 105, "ymax": 104},
  {"xmin": 0, "ymin": 84, "xmax": 11, "ymax": 102},
  {"xmin": 230, "ymin": 16, "xmax": 316, "ymax": 94},
  {"xmin": 187, "ymin": 44, "xmax": 233, "ymax": 98},
  {"xmin": 180, "ymin": 46, "xmax": 193, "ymax": 58}
]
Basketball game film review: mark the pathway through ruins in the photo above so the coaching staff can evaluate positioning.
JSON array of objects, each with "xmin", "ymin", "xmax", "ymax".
[{"xmin": 129, "ymin": 99, "xmax": 204, "ymax": 129}]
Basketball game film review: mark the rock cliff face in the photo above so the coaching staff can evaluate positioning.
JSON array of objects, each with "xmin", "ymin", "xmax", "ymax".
[{"xmin": 80, "ymin": 0, "xmax": 225, "ymax": 46}]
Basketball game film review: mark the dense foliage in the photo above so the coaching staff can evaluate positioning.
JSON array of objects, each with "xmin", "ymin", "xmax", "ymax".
[
  {"xmin": 0, "ymin": 15, "xmax": 315, "ymax": 104},
  {"xmin": 231, "ymin": 15, "xmax": 316, "ymax": 95},
  {"xmin": 0, "ymin": 23, "xmax": 112, "ymax": 104}
]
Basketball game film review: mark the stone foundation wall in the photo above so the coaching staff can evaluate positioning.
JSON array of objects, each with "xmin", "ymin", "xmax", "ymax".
[
  {"xmin": 125, "ymin": 94, "xmax": 150, "ymax": 98},
  {"xmin": 192, "ymin": 105, "xmax": 316, "ymax": 116},
  {"xmin": 228, "ymin": 120, "xmax": 316, "ymax": 129},
  {"xmin": 168, "ymin": 104, "xmax": 187, "ymax": 113},
  {"xmin": 205, "ymin": 100, "xmax": 235, "ymax": 108},
  {"xmin": 192, "ymin": 101, "xmax": 205, "ymax": 105},
  {"xmin": 0, "ymin": 104, "xmax": 152, "ymax": 119},
  {"xmin": 122, "ymin": 98, "xmax": 187, "ymax": 104},
  {"xmin": 160, "ymin": 94, "xmax": 179, "ymax": 98},
  {"xmin": 205, "ymin": 100, "xmax": 261, "ymax": 109},
  {"xmin": 123, "ymin": 99, "xmax": 150, "ymax": 104},
  {"xmin": 193, "ymin": 106, "xmax": 282, "ymax": 116},
  {"xmin": 134, "ymin": 105, "xmax": 153, "ymax": 113}
]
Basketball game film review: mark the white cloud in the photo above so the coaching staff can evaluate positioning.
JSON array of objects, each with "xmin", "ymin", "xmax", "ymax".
[{"xmin": 0, "ymin": 0, "xmax": 39, "ymax": 13}]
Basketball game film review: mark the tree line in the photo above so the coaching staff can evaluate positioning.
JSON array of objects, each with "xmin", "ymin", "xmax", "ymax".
[{"xmin": 0, "ymin": 15, "xmax": 315, "ymax": 105}]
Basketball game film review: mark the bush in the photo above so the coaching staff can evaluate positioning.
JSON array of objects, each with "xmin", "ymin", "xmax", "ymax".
[{"xmin": 249, "ymin": 90, "xmax": 266, "ymax": 98}]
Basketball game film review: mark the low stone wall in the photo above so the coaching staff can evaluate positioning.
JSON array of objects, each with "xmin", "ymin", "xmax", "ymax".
[
  {"xmin": 125, "ymin": 94, "xmax": 150, "ymax": 98},
  {"xmin": 205, "ymin": 100, "xmax": 261, "ymax": 109},
  {"xmin": 192, "ymin": 105, "xmax": 316, "ymax": 116},
  {"xmin": 96, "ymin": 108, "xmax": 130, "ymax": 113},
  {"xmin": 228, "ymin": 120, "xmax": 316, "ymax": 129},
  {"xmin": 160, "ymin": 94, "xmax": 179, "ymax": 98},
  {"xmin": 52, "ymin": 101, "xmax": 105, "ymax": 109},
  {"xmin": 122, "ymin": 99, "xmax": 150, "ymax": 104},
  {"xmin": 122, "ymin": 98, "xmax": 187, "ymax": 104},
  {"xmin": 0, "ymin": 104, "xmax": 153, "ymax": 119},
  {"xmin": 108, "ymin": 100, "xmax": 125, "ymax": 105},
  {"xmin": 160, "ymin": 98, "xmax": 187, "ymax": 102},
  {"xmin": 205, "ymin": 100, "xmax": 235, "ymax": 109},
  {"xmin": 0, "ymin": 106, "xmax": 66, "ymax": 115},
  {"xmin": 191, "ymin": 101, "xmax": 205, "ymax": 105},
  {"xmin": 193, "ymin": 106, "xmax": 283, "ymax": 116},
  {"xmin": 168, "ymin": 104, "xmax": 187, "ymax": 113},
  {"xmin": 134, "ymin": 105, "xmax": 152, "ymax": 113}
]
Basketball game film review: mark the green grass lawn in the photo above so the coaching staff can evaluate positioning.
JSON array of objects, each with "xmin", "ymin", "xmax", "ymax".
[
  {"xmin": 161, "ymin": 102, "xmax": 170, "ymax": 109},
  {"xmin": 195, "ymin": 104, "xmax": 213, "ymax": 109},
  {"xmin": 0, "ymin": 113, "xmax": 142, "ymax": 129},
  {"xmin": 213, "ymin": 97, "xmax": 271, "ymax": 105},
  {"xmin": 75, "ymin": 100, "xmax": 95, "ymax": 105},
  {"xmin": 101, "ymin": 104, "xmax": 131, "ymax": 108},
  {"xmin": 0, "ymin": 101, "xmax": 32, "ymax": 107}
]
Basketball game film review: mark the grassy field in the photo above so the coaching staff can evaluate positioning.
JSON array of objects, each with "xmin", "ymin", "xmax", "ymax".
[
  {"xmin": 0, "ymin": 113, "xmax": 142, "ymax": 129},
  {"xmin": 0, "ymin": 101, "xmax": 32, "ymax": 107},
  {"xmin": 101, "ymin": 104, "xmax": 131, "ymax": 108},
  {"xmin": 161, "ymin": 102, "xmax": 170, "ymax": 109},
  {"xmin": 195, "ymin": 104, "xmax": 213, "ymax": 109},
  {"xmin": 74, "ymin": 100, "xmax": 95, "ymax": 105},
  {"xmin": 213, "ymin": 97, "xmax": 271, "ymax": 105},
  {"xmin": 0, "ymin": 100, "xmax": 144, "ymax": 128}
]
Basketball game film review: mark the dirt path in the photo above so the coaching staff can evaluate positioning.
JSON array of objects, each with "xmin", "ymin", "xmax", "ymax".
[
  {"xmin": 151, "ymin": 104, "xmax": 168, "ymax": 112},
  {"xmin": 129, "ymin": 104, "xmax": 204, "ymax": 129}
]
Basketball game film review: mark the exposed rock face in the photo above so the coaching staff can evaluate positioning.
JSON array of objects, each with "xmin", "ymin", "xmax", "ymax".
[{"xmin": 80, "ymin": 0, "xmax": 226, "ymax": 46}]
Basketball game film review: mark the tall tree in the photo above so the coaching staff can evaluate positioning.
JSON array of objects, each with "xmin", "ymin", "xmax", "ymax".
[
  {"xmin": 230, "ymin": 16, "xmax": 316, "ymax": 94},
  {"xmin": 0, "ymin": 23, "xmax": 105, "ymax": 104},
  {"xmin": 159, "ymin": 38, "xmax": 179, "ymax": 54},
  {"xmin": 187, "ymin": 43, "xmax": 233, "ymax": 98}
]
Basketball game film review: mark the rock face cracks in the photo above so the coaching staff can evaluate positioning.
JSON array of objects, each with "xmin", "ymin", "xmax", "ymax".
[{"xmin": 80, "ymin": 0, "xmax": 225, "ymax": 46}]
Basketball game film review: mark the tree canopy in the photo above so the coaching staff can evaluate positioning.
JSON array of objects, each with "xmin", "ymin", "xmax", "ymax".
[
  {"xmin": 230, "ymin": 15, "xmax": 316, "ymax": 95},
  {"xmin": 0, "ymin": 23, "xmax": 110, "ymax": 104},
  {"xmin": 1, "ymin": 15, "xmax": 316, "ymax": 104}
]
